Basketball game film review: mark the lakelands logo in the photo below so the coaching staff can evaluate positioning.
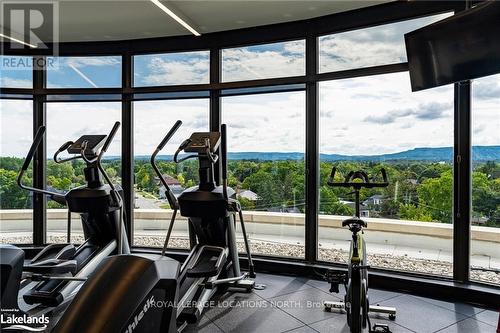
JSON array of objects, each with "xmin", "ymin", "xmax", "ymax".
[
  {"xmin": 125, "ymin": 295, "xmax": 155, "ymax": 333},
  {"xmin": 0, "ymin": 313, "xmax": 49, "ymax": 331}
]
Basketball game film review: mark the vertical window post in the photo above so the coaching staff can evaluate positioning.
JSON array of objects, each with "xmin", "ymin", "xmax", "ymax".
[
  {"xmin": 305, "ymin": 35, "xmax": 319, "ymax": 263},
  {"xmin": 122, "ymin": 53, "xmax": 134, "ymax": 245},
  {"xmin": 32, "ymin": 56, "xmax": 46, "ymax": 246},
  {"xmin": 210, "ymin": 47, "xmax": 222, "ymax": 185},
  {"xmin": 453, "ymin": 80, "xmax": 471, "ymax": 283}
]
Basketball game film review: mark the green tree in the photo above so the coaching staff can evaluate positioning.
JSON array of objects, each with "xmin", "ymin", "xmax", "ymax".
[
  {"xmin": 0, "ymin": 169, "xmax": 31, "ymax": 209},
  {"xmin": 399, "ymin": 203, "xmax": 433, "ymax": 222},
  {"xmin": 418, "ymin": 170, "xmax": 453, "ymax": 223}
]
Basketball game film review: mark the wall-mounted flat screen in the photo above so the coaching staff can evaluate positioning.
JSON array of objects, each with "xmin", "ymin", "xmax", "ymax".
[{"xmin": 405, "ymin": 2, "xmax": 500, "ymax": 91}]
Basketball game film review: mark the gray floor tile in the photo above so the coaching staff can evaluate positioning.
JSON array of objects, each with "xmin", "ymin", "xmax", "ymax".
[
  {"xmin": 205, "ymin": 292, "xmax": 304, "ymax": 333},
  {"xmin": 473, "ymin": 310, "xmax": 499, "ymax": 327},
  {"xmin": 268, "ymin": 287, "xmax": 341, "ymax": 324},
  {"xmin": 182, "ymin": 316, "xmax": 223, "ymax": 333},
  {"xmin": 379, "ymin": 295, "xmax": 467, "ymax": 332},
  {"xmin": 255, "ymin": 273, "xmax": 313, "ymax": 299},
  {"xmin": 306, "ymin": 278, "xmax": 401, "ymax": 304},
  {"xmin": 413, "ymin": 296, "xmax": 485, "ymax": 316},
  {"xmin": 309, "ymin": 313, "xmax": 411, "ymax": 333},
  {"xmin": 284, "ymin": 325, "xmax": 319, "ymax": 333},
  {"xmin": 368, "ymin": 289, "xmax": 403, "ymax": 303},
  {"xmin": 305, "ymin": 278, "xmax": 332, "ymax": 293},
  {"xmin": 435, "ymin": 318, "xmax": 496, "ymax": 333}
]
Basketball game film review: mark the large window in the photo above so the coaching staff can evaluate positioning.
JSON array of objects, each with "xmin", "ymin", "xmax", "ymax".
[
  {"xmin": 0, "ymin": 56, "xmax": 33, "ymax": 88},
  {"xmin": 133, "ymin": 99, "xmax": 209, "ymax": 248},
  {"xmin": 319, "ymin": 13, "xmax": 452, "ymax": 73},
  {"xmin": 222, "ymin": 91, "xmax": 306, "ymax": 258},
  {"xmin": 0, "ymin": 99, "xmax": 33, "ymax": 243},
  {"xmin": 319, "ymin": 72, "xmax": 454, "ymax": 277},
  {"xmin": 47, "ymin": 56, "xmax": 121, "ymax": 88},
  {"xmin": 222, "ymin": 40, "xmax": 305, "ymax": 82},
  {"xmin": 471, "ymin": 74, "xmax": 500, "ymax": 285},
  {"xmin": 45, "ymin": 102, "xmax": 122, "ymax": 243},
  {"xmin": 134, "ymin": 51, "xmax": 210, "ymax": 86}
]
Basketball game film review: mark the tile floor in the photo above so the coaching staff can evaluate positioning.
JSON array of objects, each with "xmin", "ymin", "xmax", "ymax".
[{"xmin": 183, "ymin": 273, "xmax": 499, "ymax": 333}]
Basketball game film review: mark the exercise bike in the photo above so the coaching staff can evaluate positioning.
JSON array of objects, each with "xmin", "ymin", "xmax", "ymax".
[
  {"xmin": 53, "ymin": 121, "xmax": 257, "ymax": 333},
  {"xmin": 0, "ymin": 122, "xmax": 129, "ymax": 330},
  {"xmin": 323, "ymin": 167, "xmax": 396, "ymax": 333}
]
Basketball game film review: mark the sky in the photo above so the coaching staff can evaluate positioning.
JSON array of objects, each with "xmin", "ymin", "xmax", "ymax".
[{"xmin": 1, "ymin": 12, "xmax": 499, "ymax": 157}]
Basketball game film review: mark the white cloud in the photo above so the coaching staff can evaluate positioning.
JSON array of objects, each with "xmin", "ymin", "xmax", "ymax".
[
  {"xmin": 0, "ymin": 77, "xmax": 32, "ymax": 88},
  {"xmin": 63, "ymin": 57, "xmax": 121, "ymax": 68},
  {"xmin": 319, "ymin": 72, "xmax": 456, "ymax": 155},
  {"xmin": 0, "ymin": 100, "xmax": 33, "ymax": 157},
  {"xmin": 222, "ymin": 91, "xmax": 305, "ymax": 152},
  {"xmin": 134, "ymin": 99, "xmax": 209, "ymax": 155},
  {"xmin": 139, "ymin": 55, "xmax": 209, "ymax": 86},
  {"xmin": 222, "ymin": 41, "xmax": 305, "ymax": 82},
  {"xmin": 319, "ymin": 12, "xmax": 452, "ymax": 72},
  {"xmin": 46, "ymin": 103, "xmax": 123, "ymax": 157}
]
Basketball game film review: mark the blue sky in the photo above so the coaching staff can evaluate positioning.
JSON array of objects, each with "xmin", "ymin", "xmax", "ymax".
[{"xmin": 1, "ymin": 12, "xmax": 498, "ymax": 157}]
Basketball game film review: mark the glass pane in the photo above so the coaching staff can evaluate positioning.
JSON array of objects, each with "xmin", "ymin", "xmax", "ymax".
[
  {"xmin": 222, "ymin": 40, "xmax": 305, "ymax": 82},
  {"xmin": 47, "ymin": 56, "xmax": 121, "ymax": 88},
  {"xmin": 471, "ymin": 73, "xmax": 500, "ymax": 285},
  {"xmin": 0, "ymin": 99, "xmax": 33, "ymax": 243},
  {"xmin": 319, "ymin": 72, "xmax": 454, "ymax": 277},
  {"xmin": 0, "ymin": 56, "xmax": 33, "ymax": 88},
  {"xmin": 133, "ymin": 99, "xmax": 209, "ymax": 248},
  {"xmin": 46, "ymin": 102, "xmax": 122, "ymax": 243},
  {"xmin": 319, "ymin": 13, "xmax": 452, "ymax": 73},
  {"xmin": 134, "ymin": 51, "xmax": 209, "ymax": 87},
  {"xmin": 222, "ymin": 91, "xmax": 305, "ymax": 258}
]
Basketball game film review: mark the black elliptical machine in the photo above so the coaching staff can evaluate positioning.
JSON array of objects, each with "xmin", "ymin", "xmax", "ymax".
[
  {"xmin": 53, "ymin": 121, "xmax": 257, "ymax": 333},
  {"xmin": 0, "ymin": 122, "xmax": 130, "ymax": 329}
]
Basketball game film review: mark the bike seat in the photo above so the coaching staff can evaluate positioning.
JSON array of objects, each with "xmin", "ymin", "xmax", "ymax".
[{"xmin": 342, "ymin": 217, "xmax": 367, "ymax": 228}]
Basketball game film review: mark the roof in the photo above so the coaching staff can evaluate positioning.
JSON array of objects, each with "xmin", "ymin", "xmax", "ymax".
[
  {"xmin": 158, "ymin": 175, "xmax": 181, "ymax": 185},
  {"xmin": 238, "ymin": 189, "xmax": 260, "ymax": 201}
]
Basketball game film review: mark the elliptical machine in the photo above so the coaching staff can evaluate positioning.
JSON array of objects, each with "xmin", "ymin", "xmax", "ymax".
[
  {"xmin": 0, "ymin": 122, "xmax": 129, "ymax": 329},
  {"xmin": 53, "ymin": 121, "xmax": 256, "ymax": 333}
]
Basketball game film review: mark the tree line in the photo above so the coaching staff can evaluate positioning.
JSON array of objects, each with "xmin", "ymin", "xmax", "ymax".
[{"xmin": 1, "ymin": 157, "xmax": 499, "ymax": 227}]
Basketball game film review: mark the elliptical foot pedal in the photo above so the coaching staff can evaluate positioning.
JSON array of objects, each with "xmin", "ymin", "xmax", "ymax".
[
  {"xmin": 186, "ymin": 246, "xmax": 226, "ymax": 278},
  {"xmin": 371, "ymin": 323, "xmax": 391, "ymax": 333}
]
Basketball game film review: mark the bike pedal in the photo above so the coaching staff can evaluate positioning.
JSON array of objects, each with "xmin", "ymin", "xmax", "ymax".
[{"xmin": 371, "ymin": 323, "xmax": 391, "ymax": 333}]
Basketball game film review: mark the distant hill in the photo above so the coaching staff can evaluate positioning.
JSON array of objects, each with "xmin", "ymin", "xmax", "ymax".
[{"xmin": 133, "ymin": 146, "xmax": 500, "ymax": 162}]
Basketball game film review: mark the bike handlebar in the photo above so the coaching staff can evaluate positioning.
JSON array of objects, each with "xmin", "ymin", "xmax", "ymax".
[{"xmin": 327, "ymin": 167, "xmax": 389, "ymax": 188}]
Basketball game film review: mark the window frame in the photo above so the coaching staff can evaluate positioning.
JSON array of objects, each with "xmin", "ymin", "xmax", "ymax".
[{"xmin": 1, "ymin": 1, "xmax": 489, "ymax": 296}]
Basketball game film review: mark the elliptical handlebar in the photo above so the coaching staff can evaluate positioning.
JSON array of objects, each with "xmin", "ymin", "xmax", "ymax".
[
  {"xmin": 17, "ymin": 126, "xmax": 65, "ymax": 203},
  {"xmin": 21, "ymin": 125, "xmax": 45, "ymax": 172},
  {"xmin": 96, "ymin": 122, "xmax": 121, "ymax": 193},
  {"xmin": 327, "ymin": 167, "xmax": 389, "ymax": 189},
  {"xmin": 151, "ymin": 120, "xmax": 183, "ymax": 210},
  {"xmin": 100, "ymin": 121, "xmax": 120, "ymax": 155},
  {"xmin": 221, "ymin": 124, "xmax": 228, "ymax": 201}
]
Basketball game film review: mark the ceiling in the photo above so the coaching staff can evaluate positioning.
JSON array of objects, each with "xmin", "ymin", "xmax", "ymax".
[{"xmin": 2, "ymin": 0, "xmax": 389, "ymax": 43}]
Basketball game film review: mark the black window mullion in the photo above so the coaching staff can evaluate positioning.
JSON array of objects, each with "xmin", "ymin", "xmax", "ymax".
[
  {"xmin": 305, "ymin": 35, "xmax": 319, "ymax": 263},
  {"xmin": 453, "ymin": 81, "xmax": 472, "ymax": 283},
  {"xmin": 32, "ymin": 56, "xmax": 46, "ymax": 246},
  {"xmin": 122, "ymin": 53, "xmax": 134, "ymax": 245},
  {"xmin": 210, "ymin": 47, "xmax": 222, "ymax": 185}
]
